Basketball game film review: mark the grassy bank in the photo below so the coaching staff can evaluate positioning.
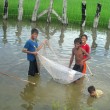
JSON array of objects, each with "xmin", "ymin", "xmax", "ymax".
[{"xmin": 0, "ymin": 0, "xmax": 110, "ymax": 27}]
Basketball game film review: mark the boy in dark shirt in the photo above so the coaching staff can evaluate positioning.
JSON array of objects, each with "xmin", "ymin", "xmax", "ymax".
[{"xmin": 22, "ymin": 28, "xmax": 46, "ymax": 76}]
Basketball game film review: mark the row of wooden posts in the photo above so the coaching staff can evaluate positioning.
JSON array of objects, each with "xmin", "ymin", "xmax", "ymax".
[{"xmin": 3, "ymin": 0, "xmax": 110, "ymax": 29}]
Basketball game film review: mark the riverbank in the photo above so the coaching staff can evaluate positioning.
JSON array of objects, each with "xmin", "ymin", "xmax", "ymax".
[{"xmin": 0, "ymin": 0, "xmax": 110, "ymax": 27}]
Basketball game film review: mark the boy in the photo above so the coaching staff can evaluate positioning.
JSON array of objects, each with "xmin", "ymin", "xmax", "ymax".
[
  {"xmin": 80, "ymin": 34, "xmax": 90, "ymax": 74},
  {"xmin": 88, "ymin": 86, "xmax": 103, "ymax": 98},
  {"xmin": 22, "ymin": 28, "xmax": 46, "ymax": 76},
  {"xmin": 69, "ymin": 38, "xmax": 90, "ymax": 73}
]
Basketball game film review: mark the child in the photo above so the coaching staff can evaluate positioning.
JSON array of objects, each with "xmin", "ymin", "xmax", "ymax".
[
  {"xmin": 88, "ymin": 86, "xmax": 103, "ymax": 98},
  {"xmin": 22, "ymin": 28, "xmax": 46, "ymax": 76},
  {"xmin": 81, "ymin": 34, "xmax": 90, "ymax": 74},
  {"xmin": 69, "ymin": 38, "xmax": 90, "ymax": 73}
]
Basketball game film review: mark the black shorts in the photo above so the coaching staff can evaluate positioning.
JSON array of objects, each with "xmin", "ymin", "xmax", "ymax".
[
  {"xmin": 73, "ymin": 64, "xmax": 84, "ymax": 72},
  {"xmin": 28, "ymin": 59, "xmax": 39, "ymax": 76}
]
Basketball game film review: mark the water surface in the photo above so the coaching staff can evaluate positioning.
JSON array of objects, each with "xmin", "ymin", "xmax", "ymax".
[{"xmin": 0, "ymin": 20, "xmax": 110, "ymax": 110}]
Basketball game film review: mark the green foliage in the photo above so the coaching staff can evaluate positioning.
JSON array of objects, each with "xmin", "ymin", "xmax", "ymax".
[{"xmin": 0, "ymin": 0, "xmax": 110, "ymax": 27}]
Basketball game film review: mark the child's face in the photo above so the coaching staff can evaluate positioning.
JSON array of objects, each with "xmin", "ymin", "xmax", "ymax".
[
  {"xmin": 31, "ymin": 33, "xmax": 38, "ymax": 39},
  {"xmin": 90, "ymin": 91, "xmax": 96, "ymax": 97},
  {"xmin": 81, "ymin": 36, "xmax": 87, "ymax": 44},
  {"xmin": 74, "ymin": 43, "xmax": 81, "ymax": 49}
]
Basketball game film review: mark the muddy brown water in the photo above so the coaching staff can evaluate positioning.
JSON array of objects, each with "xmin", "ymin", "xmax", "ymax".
[{"xmin": 0, "ymin": 20, "xmax": 110, "ymax": 110}]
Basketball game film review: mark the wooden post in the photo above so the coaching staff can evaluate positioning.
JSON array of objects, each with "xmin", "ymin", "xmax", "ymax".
[
  {"xmin": 47, "ymin": 0, "xmax": 54, "ymax": 23},
  {"xmin": 93, "ymin": 3, "xmax": 102, "ymax": 28},
  {"xmin": 108, "ymin": 19, "xmax": 110, "ymax": 29},
  {"xmin": 32, "ymin": 0, "xmax": 40, "ymax": 21},
  {"xmin": 3, "ymin": 0, "xmax": 8, "ymax": 19},
  {"xmin": 36, "ymin": 0, "xmax": 61, "ymax": 23},
  {"xmin": 18, "ymin": 0, "xmax": 24, "ymax": 21},
  {"xmin": 52, "ymin": 10, "xmax": 62, "ymax": 21},
  {"xmin": 38, "ymin": 9, "xmax": 48, "ymax": 19},
  {"xmin": 81, "ymin": 0, "xmax": 86, "ymax": 27},
  {"xmin": 62, "ymin": 0, "xmax": 68, "ymax": 24}
]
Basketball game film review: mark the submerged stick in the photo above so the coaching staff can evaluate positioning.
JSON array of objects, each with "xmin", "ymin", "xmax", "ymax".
[
  {"xmin": 87, "ymin": 64, "xmax": 93, "ymax": 76},
  {"xmin": 0, "ymin": 72, "xmax": 36, "ymax": 85}
]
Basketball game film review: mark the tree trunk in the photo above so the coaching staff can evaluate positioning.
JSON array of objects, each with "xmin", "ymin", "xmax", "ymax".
[
  {"xmin": 3, "ymin": 0, "xmax": 8, "ymax": 19},
  {"xmin": 62, "ymin": 0, "xmax": 68, "ymax": 24},
  {"xmin": 81, "ymin": 0, "xmax": 86, "ymax": 27},
  {"xmin": 18, "ymin": 0, "xmax": 24, "ymax": 21},
  {"xmin": 93, "ymin": 3, "xmax": 102, "ymax": 28},
  {"xmin": 47, "ymin": 0, "xmax": 54, "ymax": 23},
  {"xmin": 31, "ymin": 0, "xmax": 40, "ymax": 21}
]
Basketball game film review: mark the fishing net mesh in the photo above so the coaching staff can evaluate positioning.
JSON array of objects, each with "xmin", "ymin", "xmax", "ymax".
[{"xmin": 37, "ymin": 42, "xmax": 83, "ymax": 84}]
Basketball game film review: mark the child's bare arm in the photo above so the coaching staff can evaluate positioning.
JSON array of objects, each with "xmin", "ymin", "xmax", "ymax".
[
  {"xmin": 69, "ymin": 48, "xmax": 74, "ymax": 68},
  {"xmin": 82, "ymin": 48, "xmax": 91, "ymax": 62},
  {"xmin": 22, "ymin": 48, "xmax": 38, "ymax": 55},
  {"xmin": 37, "ymin": 40, "xmax": 47, "ymax": 51}
]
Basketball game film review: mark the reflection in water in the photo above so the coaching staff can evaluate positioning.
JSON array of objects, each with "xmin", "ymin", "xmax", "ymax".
[
  {"xmin": 2, "ymin": 20, "xmax": 8, "ymax": 44},
  {"xmin": 87, "ymin": 96, "xmax": 96, "ymax": 107},
  {"xmin": 0, "ymin": 20, "xmax": 110, "ymax": 110},
  {"xmin": 79, "ymin": 27, "xmax": 85, "ymax": 37},
  {"xmin": 20, "ymin": 76, "xmax": 40, "ymax": 110},
  {"xmin": 105, "ymin": 30, "xmax": 110, "ymax": 50},
  {"xmin": 58, "ymin": 25, "xmax": 67, "ymax": 46},
  {"xmin": 36, "ymin": 23, "xmax": 57, "ymax": 40},
  {"xmin": 45, "ymin": 24, "xmax": 50, "ymax": 40},
  {"xmin": 15, "ymin": 21, "xmax": 22, "ymax": 44},
  {"xmin": 104, "ymin": 30, "xmax": 110, "ymax": 56},
  {"xmin": 31, "ymin": 22, "xmax": 37, "ymax": 29},
  {"xmin": 65, "ymin": 77, "xmax": 85, "ymax": 110},
  {"xmin": 91, "ymin": 28, "xmax": 97, "ymax": 49}
]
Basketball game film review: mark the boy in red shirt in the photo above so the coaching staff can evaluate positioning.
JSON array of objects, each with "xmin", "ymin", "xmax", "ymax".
[{"xmin": 81, "ymin": 34, "xmax": 90, "ymax": 74}]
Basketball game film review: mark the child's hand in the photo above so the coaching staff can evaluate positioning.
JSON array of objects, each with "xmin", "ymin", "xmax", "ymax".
[
  {"xmin": 32, "ymin": 51, "xmax": 38, "ymax": 56},
  {"xmin": 42, "ymin": 39, "xmax": 47, "ymax": 45}
]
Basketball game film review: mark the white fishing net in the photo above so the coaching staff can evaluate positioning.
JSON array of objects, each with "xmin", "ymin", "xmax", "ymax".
[{"xmin": 37, "ymin": 42, "xmax": 84, "ymax": 84}]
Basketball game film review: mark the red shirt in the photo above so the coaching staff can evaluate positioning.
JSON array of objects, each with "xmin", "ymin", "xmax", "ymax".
[{"xmin": 81, "ymin": 43, "xmax": 90, "ymax": 59}]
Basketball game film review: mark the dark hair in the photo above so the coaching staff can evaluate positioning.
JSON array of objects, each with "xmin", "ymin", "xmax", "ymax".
[
  {"xmin": 88, "ymin": 86, "xmax": 95, "ymax": 94},
  {"xmin": 74, "ymin": 38, "xmax": 82, "ymax": 44},
  {"xmin": 31, "ymin": 28, "xmax": 39, "ymax": 35},
  {"xmin": 81, "ymin": 34, "xmax": 88, "ymax": 40}
]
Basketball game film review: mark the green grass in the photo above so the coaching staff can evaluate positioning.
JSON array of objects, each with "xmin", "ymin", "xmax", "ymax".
[{"xmin": 0, "ymin": 0, "xmax": 110, "ymax": 27}]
